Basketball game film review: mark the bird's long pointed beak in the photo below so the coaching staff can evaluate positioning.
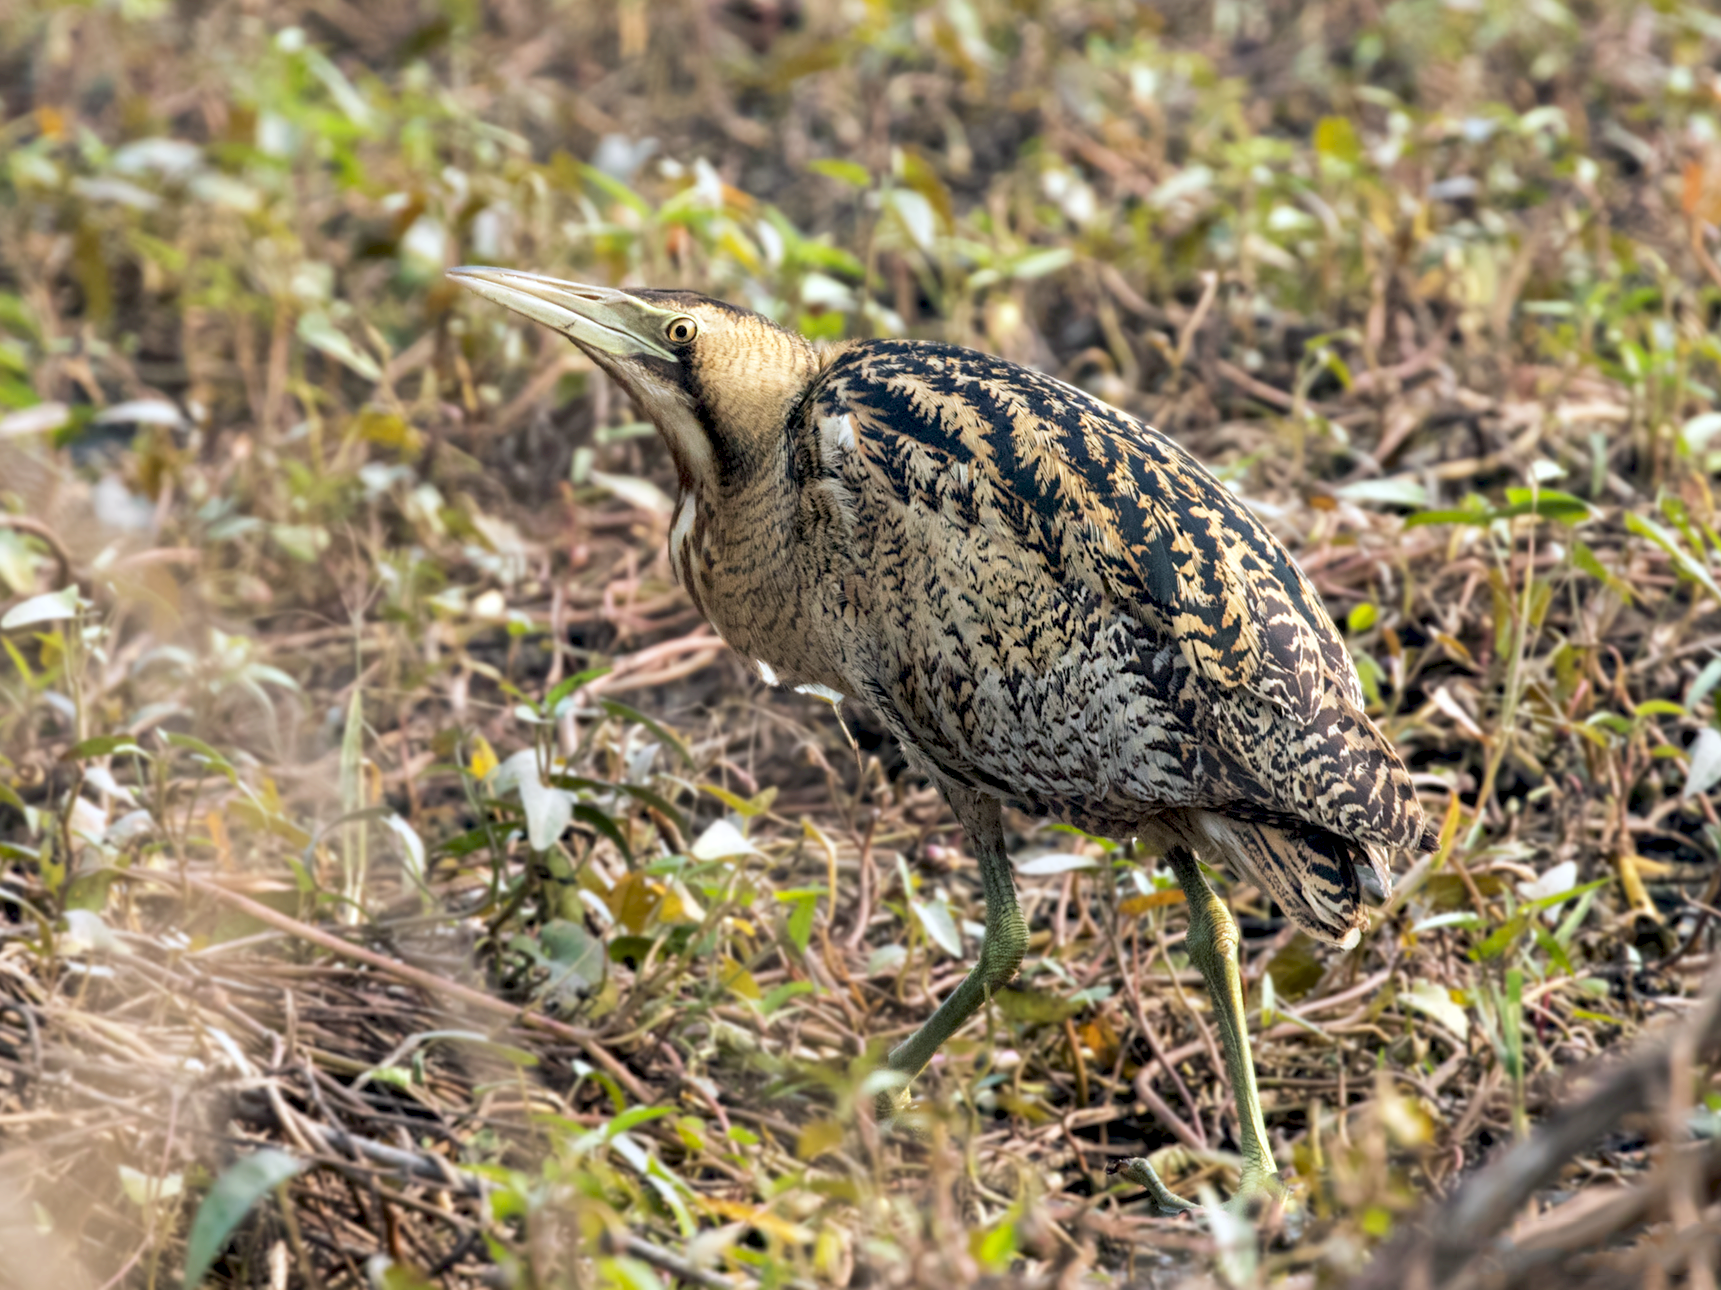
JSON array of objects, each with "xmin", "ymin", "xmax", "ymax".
[{"xmin": 447, "ymin": 267, "xmax": 679, "ymax": 362}]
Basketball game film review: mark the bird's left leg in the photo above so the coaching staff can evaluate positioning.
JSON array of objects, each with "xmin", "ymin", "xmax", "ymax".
[
  {"xmin": 1117, "ymin": 846, "xmax": 1287, "ymax": 1215},
  {"xmin": 877, "ymin": 787, "xmax": 1027, "ymax": 1122}
]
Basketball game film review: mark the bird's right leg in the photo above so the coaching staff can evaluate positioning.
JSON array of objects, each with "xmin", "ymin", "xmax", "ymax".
[
  {"xmin": 877, "ymin": 787, "xmax": 1027, "ymax": 1122},
  {"xmin": 1117, "ymin": 845, "xmax": 1286, "ymax": 1215}
]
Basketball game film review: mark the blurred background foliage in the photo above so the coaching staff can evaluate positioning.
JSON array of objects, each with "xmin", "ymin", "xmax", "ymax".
[{"xmin": 2, "ymin": 0, "xmax": 1721, "ymax": 1287}]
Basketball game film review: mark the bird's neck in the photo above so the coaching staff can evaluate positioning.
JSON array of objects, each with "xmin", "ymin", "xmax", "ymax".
[
  {"xmin": 690, "ymin": 328, "xmax": 819, "ymax": 490},
  {"xmin": 680, "ymin": 383, "xmax": 820, "ymax": 683},
  {"xmin": 698, "ymin": 408, "xmax": 799, "ymax": 569}
]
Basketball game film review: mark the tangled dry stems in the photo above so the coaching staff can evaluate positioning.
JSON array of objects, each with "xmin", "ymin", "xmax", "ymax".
[{"xmin": 1, "ymin": 0, "xmax": 1720, "ymax": 1285}]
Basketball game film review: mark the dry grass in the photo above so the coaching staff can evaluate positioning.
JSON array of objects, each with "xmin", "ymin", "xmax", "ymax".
[{"xmin": 1, "ymin": 1, "xmax": 1720, "ymax": 1286}]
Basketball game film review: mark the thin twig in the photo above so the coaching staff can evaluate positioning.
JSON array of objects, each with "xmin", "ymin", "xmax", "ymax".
[{"xmin": 119, "ymin": 870, "xmax": 653, "ymax": 1104}]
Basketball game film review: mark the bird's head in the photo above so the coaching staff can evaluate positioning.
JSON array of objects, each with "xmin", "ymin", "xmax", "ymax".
[{"xmin": 448, "ymin": 267, "xmax": 817, "ymax": 495}]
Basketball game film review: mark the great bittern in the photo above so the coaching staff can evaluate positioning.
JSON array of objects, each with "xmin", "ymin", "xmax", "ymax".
[{"xmin": 450, "ymin": 266, "xmax": 1431, "ymax": 1212}]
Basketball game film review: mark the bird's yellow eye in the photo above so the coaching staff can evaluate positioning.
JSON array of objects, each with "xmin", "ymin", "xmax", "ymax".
[{"xmin": 665, "ymin": 316, "xmax": 698, "ymax": 345}]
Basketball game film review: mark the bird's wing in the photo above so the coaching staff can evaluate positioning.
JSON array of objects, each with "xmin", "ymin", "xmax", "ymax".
[
  {"xmin": 803, "ymin": 341, "xmax": 1428, "ymax": 852},
  {"xmin": 810, "ymin": 341, "xmax": 1361, "ymax": 723}
]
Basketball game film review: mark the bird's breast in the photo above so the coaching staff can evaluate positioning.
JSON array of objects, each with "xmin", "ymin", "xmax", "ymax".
[{"xmin": 666, "ymin": 483, "xmax": 855, "ymax": 697}]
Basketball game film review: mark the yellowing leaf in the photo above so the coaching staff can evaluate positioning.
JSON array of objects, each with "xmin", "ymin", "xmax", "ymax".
[
  {"xmin": 468, "ymin": 735, "xmax": 498, "ymax": 780},
  {"xmin": 698, "ymin": 1197, "xmax": 813, "ymax": 1244},
  {"xmin": 1118, "ymin": 889, "xmax": 1186, "ymax": 917},
  {"xmin": 795, "ymin": 1119, "xmax": 844, "ymax": 1160},
  {"xmin": 606, "ymin": 872, "xmax": 664, "ymax": 934},
  {"xmin": 992, "ymin": 987, "xmax": 1080, "ymax": 1024},
  {"xmin": 206, "ymin": 810, "xmax": 233, "ymax": 869},
  {"xmin": 354, "ymin": 408, "xmax": 422, "ymax": 459},
  {"xmin": 701, "ymin": 784, "xmax": 778, "ymax": 818},
  {"xmin": 1078, "ymin": 1015, "xmax": 1121, "ymax": 1067},
  {"xmin": 718, "ymin": 957, "xmax": 761, "ymax": 1000},
  {"xmin": 654, "ymin": 890, "xmax": 688, "ymax": 925},
  {"xmin": 1313, "ymin": 115, "xmax": 1362, "ymax": 165}
]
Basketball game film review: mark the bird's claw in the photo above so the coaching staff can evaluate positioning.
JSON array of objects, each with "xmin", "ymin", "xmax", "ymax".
[
  {"xmin": 874, "ymin": 1086, "xmax": 911, "ymax": 1125},
  {"xmin": 1110, "ymin": 1156, "xmax": 1202, "ymax": 1217},
  {"xmin": 872, "ymin": 1080, "xmax": 930, "ymax": 1138},
  {"xmin": 1110, "ymin": 1156, "xmax": 1291, "ymax": 1220}
]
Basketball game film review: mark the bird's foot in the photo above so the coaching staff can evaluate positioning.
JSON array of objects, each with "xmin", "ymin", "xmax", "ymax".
[
  {"xmin": 874, "ymin": 1086, "xmax": 910, "ymax": 1126},
  {"xmin": 1110, "ymin": 1156, "xmax": 1291, "ymax": 1220},
  {"xmin": 871, "ymin": 1073, "xmax": 930, "ymax": 1138},
  {"xmin": 1110, "ymin": 1156, "xmax": 1202, "ymax": 1217}
]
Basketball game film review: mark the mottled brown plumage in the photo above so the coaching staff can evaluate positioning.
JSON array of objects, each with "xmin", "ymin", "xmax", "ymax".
[
  {"xmin": 680, "ymin": 337, "xmax": 1427, "ymax": 943},
  {"xmin": 450, "ymin": 267, "xmax": 1432, "ymax": 1211}
]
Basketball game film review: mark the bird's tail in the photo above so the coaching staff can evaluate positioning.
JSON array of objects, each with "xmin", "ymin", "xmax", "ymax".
[{"xmin": 1179, "ymin": 811, "xmax": 1393, "ymax": 949}]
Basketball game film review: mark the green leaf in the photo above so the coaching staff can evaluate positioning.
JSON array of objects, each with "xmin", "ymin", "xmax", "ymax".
[
  {"xmin": 607, "ymin": 1104, "xmax": 676, "ymax": 1137},
  {"xmin": 552, "ymin": 776, "xmax": 686, "ymax": 837},
  {"xmin": 1470, "ymin": 911, "xmax": 1528, "ymax": 961},
  {"xmin": 1408, "ymin": 489, "xmax": 1595, "ymax": 529},
  {"xmin": 1634, "ymin": 699, "xmax": 1687, "ymax": 718},
  {"xmin": 339, "ymin": 688, "xmax": 366, "ymax": 824},
  {"xmin": 3, "ymin": 634, "xmax": 35, "ymax": 684},
  {"xmin": 1501, "ymin": 488, "xmax": 1595, "ymax": 523},
  {"xmin": 797, "ymin": 240, "xmax": 866, "ymax": 278},
  {"xmin": 974, "ymin": 1215, "xmax": 1017, "ymax": 1271},
  {"xmin": 63, "ymin": 735, "xmax": 143, "ymax": 761},
  {"xmin": 433, "ymin": 825, "xmax": 499, "ymax": 859},
  {"xmin": 808, "ymin": 158, "xmax": 871, "ymax": 188},
  {"xmin": 1555, "ymin": 888, "xmax": 1599, "ymax": 948},
  {"xmin": 1533, "ymin": 923, "xmax": 1572, "ymax": 975},
  {"xmin": 374, "ymin": 1262, "xmax": 438, "ymax": 1290},
  {"xmin": 1502, "ymin": 969, "xmax": 1525, "ymax": 1079},
  {"xmin": 1627, "ymin": 512, "xmax": 1721, "ymax": 603},
  {"xmin": 762, "ymin": 979, "xmax": 816, "ymax": 1015},
  {"xmin": 608, "ymin": 935, "xmax": 656, "ymax": 966},
  {"xmin": 1405, "ymin": 506, "xmax": 1492, "ymax": 528},
  {"xmin": 1524, "ymin": 876, "xmax": 1610, "ymax": 914},
  {"xmin": 599, "ymin": 700, "xmax": 694, "ymax": 769},
  {"xmin": 1572, "ymin": 542, "xmax": 1634, "ymax": 604},
  {"xmin": 578, "ymin": 164, "xmax": 653, "ymax": 217},
  {"xmin": 182, "ymin": 1150, "xmax": 305, "ymax": 1289},
  {"xmin": 163, "ymin": 733, "xmax": 238, "ymax": 784},
  {"xmin": 545, "ymin": 666, "xmax": 611, "ymax": 715},
  {"xmin": 783, "ymin": 892, "xmax": 817, "ymax": 954},
  {"xmin": 572, "ymin": 803, "xmax": 631, "ymax": 862}
]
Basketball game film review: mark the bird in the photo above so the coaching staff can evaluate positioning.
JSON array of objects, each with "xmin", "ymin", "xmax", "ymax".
[{"xmin": 448, "ymin": 266, "xmax": 1432, "ymax": 1213}]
